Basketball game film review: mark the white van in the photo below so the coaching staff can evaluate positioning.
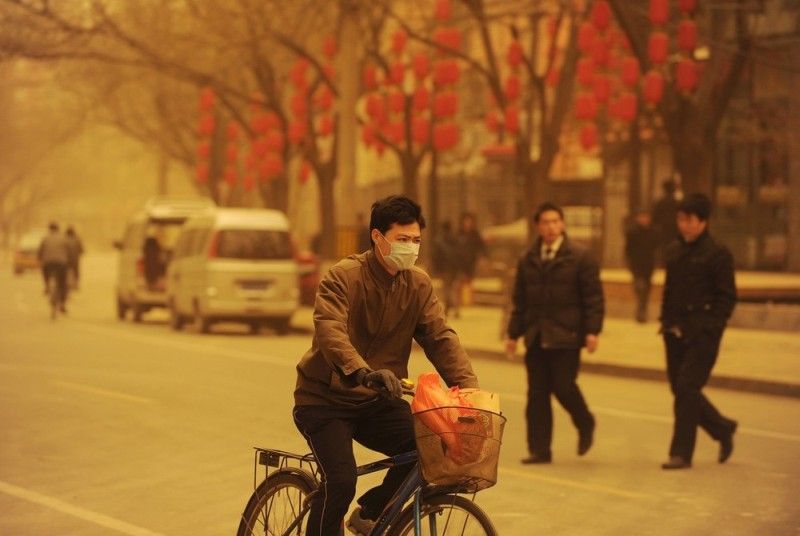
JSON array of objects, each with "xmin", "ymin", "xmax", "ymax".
[
  {"xmin": 166, "ymin": 208, "xmax": 299, "ymax": 334},
  {"xmin": 115, "ymin": 197, "xmax": 216, "ymax": 322}
]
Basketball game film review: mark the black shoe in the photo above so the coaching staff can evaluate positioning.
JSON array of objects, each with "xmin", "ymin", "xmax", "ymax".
[
  {"xmin": 719, "ymin": 421, "xmax": 738, "ymax": 463},
  {"xmin": 521, "ymin": 453, "xmax": 552, "ymax": 464},
  {"xmin": 578, "ymin": 422, "xmax": 595, "ymax": 456},
  {"xmin": 661, "ymin": 456, "xmax": 691, "ymax": 470}
]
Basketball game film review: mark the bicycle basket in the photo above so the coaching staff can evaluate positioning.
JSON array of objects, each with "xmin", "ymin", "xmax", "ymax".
[{"xmin": 412, "ymin": 406, "xmax": 506, "ymax": 492}]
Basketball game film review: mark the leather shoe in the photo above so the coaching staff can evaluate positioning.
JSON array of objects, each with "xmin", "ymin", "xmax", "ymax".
[
  {"xmin": 661, "ymin": 456, "xmax": 691, "ymax": 470},
  {"xmin": 719, "ymin": 421, "xmax": 738, "ymax": 463},
  {"xmin": 521, "ymin": 453, "xmax": 551, "ymax": 464},
  {"xmin": 577, "ymin": 422, "xmax": 595, "ymax": 456}
]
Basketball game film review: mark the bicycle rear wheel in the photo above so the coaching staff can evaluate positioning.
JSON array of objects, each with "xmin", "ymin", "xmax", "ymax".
[
  {"xmin": 237, "ymin": 470, "xmax": 316, "ymax": 536},
  {"xmin": 48, "ymin": 276, "xmax": 59, "ymax": 320},
  {"xmin": 388, "ymin": 494, "xmax": 497, "ymax": 536}
]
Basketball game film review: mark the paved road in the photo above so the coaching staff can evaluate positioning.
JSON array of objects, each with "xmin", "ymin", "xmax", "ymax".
[{"xmin": 1, "ymin": 254, "xmax": 799, "ymax": 535}]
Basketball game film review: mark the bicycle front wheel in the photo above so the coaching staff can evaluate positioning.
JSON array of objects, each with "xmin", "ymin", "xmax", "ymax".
[
  {"xmin": 237, "ymin": 470, "xmax": 316, "ymax": 536},
  {"xmin": 388, "ymin": 494, "xmax": 497, "ymax": 536}
]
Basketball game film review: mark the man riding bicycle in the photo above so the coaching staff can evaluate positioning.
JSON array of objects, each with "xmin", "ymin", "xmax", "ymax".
[
  {"xmin": 38, "ymin": 222, "xmax": 70, "ymax": 313},
  {"xmin": 293, "ymin": 196, "xmax": 479, "ymax": 536}
]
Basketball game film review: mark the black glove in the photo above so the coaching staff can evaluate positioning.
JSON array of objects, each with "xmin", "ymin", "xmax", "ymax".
[{"xmin": 361, "ymin": 369, "xmax": 402, "ymax": 399}]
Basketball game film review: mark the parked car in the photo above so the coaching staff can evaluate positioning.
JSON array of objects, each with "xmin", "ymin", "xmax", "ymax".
[
  {"xmin": 114, "ymin": 197, "xmax": 215, "ymax": 322},
  {"xmin": 166, "ymin": 207, "xmax": 300, "ymax": 334},
  {"xmin": 13, "ymin": 229, "xmax": 47, "ymax": 275}
]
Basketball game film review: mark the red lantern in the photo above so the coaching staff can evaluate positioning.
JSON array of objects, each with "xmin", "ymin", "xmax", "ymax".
[
  {"xmin": 411, "ymin": 53, "xmax": 430, "ymax": 80},
  {"xmin": 591, "ymin": 1, "xmax": 612, "ymax": 30},
  {"xmin": 677, "ymin": 20, "xmax": 698, "ymax": 53},
  {"xmin": 251, "ymin": 112, "xmax": 279, "ymax": 134},
  {"xmin": 361, "ymin": 124, "xmax": 376, "ymax": 146},
  {"xmin": 485, "ymin": 112, "xmax": 499, "ymax": 133},
  {"xmin": 579, "ymin": 123, "xmax": 598, "ymax": 150},
  {"xmin": 224, "ymin": 166, "xmax": 237, "ymax": 186},
  {"xmin": 433, "ymin": 60, "xmax": 460, "ymax": 87},
  {"xmin": 649, "ymin": 0, "xmax": 669, "ymax": 25},
  {"xmin": 412, "ymin": 87, "xmax": 430, "ymax": 112},
  {"xmin": 433, "ymin": 122, "xmax": 459, "ymax": 151},
  {"xmin": 504, "ymin": 106, "xmax": 520, "ymax": 134},
  {"xmin": 578, "ymin": 22, "xmax": 596, "ymax": 54},
  {"xmin": 621, "ymin": 56, "xmax": 641, "ymax": 87},
  {"xmin": 315, "ymin": 87, "xmax": 335, "ymax": 111},
  {"xmin": 298, "ymin": 161, "xmax": 311, "ymax": 185},
  {"xmin": 264, "ymin": 131, "xmax": 285, "ymax": 152},
  {"xmin": 618, "ymin": 91, "xmax": 638, "ymax": 122},
  {"xmin": 288, "ymin": 121, "xmax": 307, "ymax": 144},
  {"xmin": 243, "ymin": 173, "xmax": 255, "ymax": 192},
  {"xmin": 391, "ymin": 31, "xmax": 408, "ymax": 55},
  {"xmin": 225, "ymin": 143, "xmax": 238, "ymax": 164},
  {"xmin": 648, "ymin": 31, "xmax": 669, "ymax": 64},
  {"xmin": 323, "ymin": 63, "xmax": 336, "ymax": 83},
  {"xmin": 388, "ymin": 91, "xmax": 405, "ymax": 114},
  {"xmin": 592, "ymin": 75, "xmax": 611, "ymax": 104},
  {"xmin": 245, "ymin": 154, "xmax": 257, "ymax": 171},
  {"xmin": 433, "ymin": 91, "xmax": 458, "ymax": 118},
  {"xmin": 196, "ymin": 164, "xmax": 209, "ymax": 183},
  {"xmin": 434, "ymin": 0, "xmax": 451, "ymax": 22},
  {"xmin": 575, "ymin": 92, "xmax": 598, "ymax": 121},
  {"xmin": 643, "ymin": 70, "xmax": 665, "ymax": 104},
  {"xmin": 412, "ymin": 117, "xmax": 429, "ymax": 145},
  {"xmin": 383, "ymin": 121, "xmax": 404, "ymax": 145},
  {"xmin": 577, "ymin": 58, "xmax": 595, "ymax": 87},
  {"xmin": 290, "ymin": 93, "xmax": 308, "ymax": 118},
  {"xmin": 433, "ymin": 27, "xmax": 461, "ymax": 51},
  {"xmin": 197, "ymin": 141, "xmax": 211, "ymax": 160},
  {"xmin": 388, "ymin": 62, "xmax": 405, "ymax": 85},
  {"xmin": 323, "ymin": 36, "xmax": 337, "ymax": 58},
  {"xmin": 259, "ymin": 153, "xmax": 284, "ymax": 181},
  {"xmin": 592, "ymin": 38, "xmax": 610, "ymax": 66},
  {"xmin": 507, "ymin": 41, "xmax": 523, "ymax": 69},
  {"xmin": 504, "ymin": 75, "xmax": 521, "ymax": 101},
  {"xmin": 198, "ymin": 114, "xmax": 215, "ymax": 136},
  {"xmin": 199, "ymin": 87, "xmax": 215, "ymax": 111},
  {"xmin": 226, "ymin": 121, "xmax": 239, "ymax": 141},
  {"xmin": 252, "ymin": 137, "xmax": 269, "ymax": 158},
  {"xmin": 290, "ymin": 59, "xmax": 309, "ymax": 88},
  {"xmin": 363, "ymin": 65, "xmax": 378, "ymax": 90},
  {"xmin": 366, "ymin": 94, "xmax": 386, "ymax": 122},
  {"xmin": 675, "ymin": 59, "xmax": 699, "ymax": 92},
  {"xmin": 318, "ymin": 115, "xmax": 334, "ymax": 136},
  {"xmin": 679, "ymin": 0, "xmax": 698, "ymax": 13}
]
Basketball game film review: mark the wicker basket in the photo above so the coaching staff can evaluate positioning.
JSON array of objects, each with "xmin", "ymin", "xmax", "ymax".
[{"xmin": 412, "ymin": 406, "xmax": 506, "ymax": 492}]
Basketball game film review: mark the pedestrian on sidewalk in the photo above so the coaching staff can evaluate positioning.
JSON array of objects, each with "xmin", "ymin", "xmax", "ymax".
[
  {"xmin": 455, "ymin": 212, "xmax": 487, "ymax": 307},
  {"xmin": 505, "ymin": 202, "xmax": 604, "ymax": 464},
  {"xmin": 65, "ymin": 226, "xmax": 84, "ymax": 290},
  {"xmin": 652, "ymin": 178, "xmax": 680, "ymax": 265},
  {"xmin": 431, "ymin": 220, "xmax": 461, "ymax": 318},
  {"xmin": 659, "ymin": 193, "xmax": 738, "ymax": 470},
  {"xmin": 624, "ymin": 209, "xmax": 658, "ymax": 323}
]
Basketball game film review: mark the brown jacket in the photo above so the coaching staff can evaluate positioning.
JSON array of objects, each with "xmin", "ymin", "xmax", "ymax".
[{"xmin": 294, "ymin": 250, "xmax": 478, "ymax": 406}]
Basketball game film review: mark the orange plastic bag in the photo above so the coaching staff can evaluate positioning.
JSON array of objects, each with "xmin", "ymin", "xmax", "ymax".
[{"xmin": 411, "ymin": 373, "xmax": 488, "ymax": 465}]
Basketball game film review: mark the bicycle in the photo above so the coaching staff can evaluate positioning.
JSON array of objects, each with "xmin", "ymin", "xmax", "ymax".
[
  {"xmin": 46, "ymin": 271, "xmax": 65, "ymax": 320},
  {"xmin": 236, "ymin": 385, "xmax": 505, "ymax": 536}
]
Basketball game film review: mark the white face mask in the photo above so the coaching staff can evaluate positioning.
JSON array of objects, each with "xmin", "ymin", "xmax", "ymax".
[{"xmin": 380, "ymin": 234, "xmax": 420, "ymax": 271}]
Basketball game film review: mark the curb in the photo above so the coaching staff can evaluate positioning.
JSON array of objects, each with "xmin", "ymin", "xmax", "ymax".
[{"xmin": 464, "ymin": 347, "xmax": 800, "ymax": 400}]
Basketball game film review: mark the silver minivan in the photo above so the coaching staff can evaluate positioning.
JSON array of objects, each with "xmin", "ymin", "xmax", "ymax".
[
  {"xmin": 166, "ymin": 208, "xmax": 299, "ymax": 334},
  {"xmin": 115, "ymin": 197, "xmax": 215, "ymax": 322}
]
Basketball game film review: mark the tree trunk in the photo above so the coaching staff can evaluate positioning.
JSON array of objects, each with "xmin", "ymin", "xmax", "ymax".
[
  {"xmin": 400, "ymin": 153, "xmax": 419, "ymax": 200},
  {"xmin": 317, "ymin": 170, "xmax": 337, "ymax": 260},
  {"xmin": 427, "ymin": 151, "xmax": 439, "ymax": 240}
]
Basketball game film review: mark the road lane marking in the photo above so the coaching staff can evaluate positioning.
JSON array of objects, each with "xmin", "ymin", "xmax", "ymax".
[
  {"xmin": 498, "ymin": 467, "xmax": 655, "ymax": 500},
  {"xmin": 498, "ymin": 392, "xmax": 800, "ymax": 443},
  {"xmin": 0, "ymin": 480, "xmax": 165, "ymax": 536},
  {"xmin": 51, "ymin": 380, "xmax": 155, "ymax": 405}
]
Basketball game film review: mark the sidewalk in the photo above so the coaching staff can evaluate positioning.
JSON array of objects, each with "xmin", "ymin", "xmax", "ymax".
[
  {"xmin": 446, "ymin": 306, "xmax": 800, "ymax": 399},
  {"xmin": 292, "ymin": 305, "xmax": 800, "ymax": 398}
]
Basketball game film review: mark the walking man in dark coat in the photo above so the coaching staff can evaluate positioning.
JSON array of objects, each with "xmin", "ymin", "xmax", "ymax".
[
  {"xmin": 660, "ymin": 193, "xmax": 738, "ymax": 470},
  {"xmin": 624, "ymin": 209, "xmax": 659, "ymax": 323},
  {"xmin": 505, "ymin": 202, "xmax": 604, "ymax": 464}
]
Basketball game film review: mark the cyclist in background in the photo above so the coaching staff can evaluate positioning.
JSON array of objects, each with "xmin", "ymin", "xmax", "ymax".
[
  {"xmin": 38, "ymin": 222, "xmax": 70, "ymax": 312},
  {"xmin": 293, "ymin": 195, "xmax": 479, "ymax": 536}
]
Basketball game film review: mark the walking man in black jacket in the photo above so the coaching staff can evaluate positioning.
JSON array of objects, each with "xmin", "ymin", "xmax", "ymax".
[
  {"xmin": 660, "ymin": 193, "xmax": 738, "ymax": 470},
  {"xmin": 505, "ymin": 202, "xmax": 604, "ymax": 464}
]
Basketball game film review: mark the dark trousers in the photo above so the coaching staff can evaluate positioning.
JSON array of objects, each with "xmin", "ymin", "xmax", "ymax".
[
  {"xmin": 524, "ymin": 342, "xmax": 594, "ymax": 457},
  {"xmin": 632, "ymin": 274, "xmax": 651, "ymax": 322},
  {"xmin": 664, "ymin": 332, "xmax": 735, "ymax": 461},
  {"xmin": 293, "ymin": 397, "xmax": 416, "ymax": 536},
  {"xmin": 42, "ymin": 262, "xmax": 68, "ymax": 304}
]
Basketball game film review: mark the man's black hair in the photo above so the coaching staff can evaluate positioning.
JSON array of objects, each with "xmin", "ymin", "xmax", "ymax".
[
  {"xmin": 533, "ymin": 201, "xmax": 564, "ymax": 223},
  {"xmin": 677, "ymin": 193, "xmax": 712, "ymax": 221},
  {"xmin": 369, "ymin": 195, "xmax": 426, "ymax": 235}
]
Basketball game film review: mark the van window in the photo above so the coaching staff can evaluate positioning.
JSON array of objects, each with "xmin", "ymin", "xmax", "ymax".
[{"xmin": 216, "ymin": 230, "xmax": 292, "ymax": 260}]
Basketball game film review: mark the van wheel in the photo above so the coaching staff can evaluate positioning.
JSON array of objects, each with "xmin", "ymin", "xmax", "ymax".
[
  {"xmin": 169, "ymin": 302, "xmax": 184, "ymax": 331},
  {"xmin": 272, "ymin": 317, "xmax": 291, "ymax": 335},
  {"xmin": 132, "ymin": 302, "xmax": 144, "ymax": 323},
  {"xmin": 193, "ymin": 303, "xmax": 211, "ymax": 334},
  {"xmin": 116, "ymin": 297, "xmax": 128, "ymax": 320}
]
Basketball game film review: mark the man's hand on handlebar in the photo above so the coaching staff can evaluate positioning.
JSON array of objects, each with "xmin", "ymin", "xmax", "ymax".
[{"xmin": 358, "ymin": 368, "xmax": 403, "ymax": 399}]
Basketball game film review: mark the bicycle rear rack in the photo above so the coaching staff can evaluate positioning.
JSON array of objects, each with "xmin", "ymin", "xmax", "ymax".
[{"xmin": 252, "ymin": 448, "xmax": 319, "ymax": 490}]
